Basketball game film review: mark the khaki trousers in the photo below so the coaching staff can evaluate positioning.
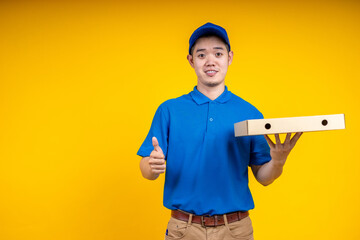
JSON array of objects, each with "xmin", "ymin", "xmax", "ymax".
[{"xmin": 164, "ymin": 214, "xmax": 254, "ymax": 240}]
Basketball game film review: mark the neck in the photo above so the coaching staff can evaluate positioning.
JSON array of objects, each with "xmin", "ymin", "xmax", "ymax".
[{"xmin": 196, "ymin": 83, "xmax": 225, "ymax": 100}]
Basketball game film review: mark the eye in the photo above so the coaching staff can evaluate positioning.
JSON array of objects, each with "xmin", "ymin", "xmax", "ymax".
[
  {"xmin": 215, "ymin": 52, "xmax": 223, "ymax": 57},
  {"xmin": 198, "ymin": 54, "xmax": 205, "ymax": 58}
]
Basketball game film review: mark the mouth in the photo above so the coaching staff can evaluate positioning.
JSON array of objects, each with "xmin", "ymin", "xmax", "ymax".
[{"xmin": 204, "ymin": 70, "xmax": 218, "ymax": 77}]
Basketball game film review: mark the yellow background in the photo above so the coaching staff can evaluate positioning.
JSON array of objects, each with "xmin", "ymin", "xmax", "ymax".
[{"xmin": 0, "ymin": 1, "xmax": 359, "ymax": 239}]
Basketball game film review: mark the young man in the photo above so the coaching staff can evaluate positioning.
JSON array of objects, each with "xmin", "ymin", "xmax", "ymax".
[{"xmin": 138, "ymin": 22, "xmax": 302, "ymax": 240}]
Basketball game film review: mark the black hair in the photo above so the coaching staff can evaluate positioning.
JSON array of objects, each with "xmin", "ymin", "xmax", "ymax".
[{"xmin": 190, "ymin": 34, "xmax": 230, "ymax": 56}]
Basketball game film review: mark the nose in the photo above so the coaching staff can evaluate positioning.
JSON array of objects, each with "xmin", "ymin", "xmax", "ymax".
[{"xmin": 205, "ymin": 55, "xmax": 216, "ymax": 66}]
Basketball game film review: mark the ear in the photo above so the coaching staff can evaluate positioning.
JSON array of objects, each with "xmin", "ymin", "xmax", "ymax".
[
  {"xmin": 228, "ymin": 51, "xmax": 234, "ymax": 65},
  {"xmin": 187, "ymin": 54, "xmax": 195, "ymax": 68}
]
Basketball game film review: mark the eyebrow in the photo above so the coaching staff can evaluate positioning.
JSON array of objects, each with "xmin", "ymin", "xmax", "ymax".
[{"xmin": 196, "ymin": 47, "xmax": 225, "ymax": 53}]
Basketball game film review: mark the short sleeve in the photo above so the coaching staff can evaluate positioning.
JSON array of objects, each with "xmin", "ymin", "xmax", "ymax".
[
  {"xmin": 137, "ymin": 103, "xmax": 169, "ymax": 159},
  {"xmin": 249, "ymin": 112, "xmax": 271, "ymax": 166}
]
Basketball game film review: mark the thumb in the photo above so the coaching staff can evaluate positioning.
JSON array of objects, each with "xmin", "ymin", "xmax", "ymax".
[{"xmin": 152, "ymin": 136, "xmax": 164, "ymax": 154}]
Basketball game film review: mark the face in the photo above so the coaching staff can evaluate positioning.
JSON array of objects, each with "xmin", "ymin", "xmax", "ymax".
[{"xmin": 187, "ymin": 36, "xmax": 233, "ymax": 88}]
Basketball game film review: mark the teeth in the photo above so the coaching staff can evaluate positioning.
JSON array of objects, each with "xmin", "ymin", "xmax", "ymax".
[{"xmin": 206, "ymin": 71, "xmax": 216, "ymax": 73}]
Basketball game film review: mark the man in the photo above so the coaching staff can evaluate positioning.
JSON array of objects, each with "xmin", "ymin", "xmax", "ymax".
[{"xmin": 138, "ymin": 22, "xmax": 302, "ymax": 240}]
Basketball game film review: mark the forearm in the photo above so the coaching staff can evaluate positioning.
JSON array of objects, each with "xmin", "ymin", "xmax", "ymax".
[
  {"xmin": 140, "ymin": 157, "xmax": 160, "ymax": 180},
  {"xmin": 254, "ymin": 159, "xmax": 284, "ymax": 186}
]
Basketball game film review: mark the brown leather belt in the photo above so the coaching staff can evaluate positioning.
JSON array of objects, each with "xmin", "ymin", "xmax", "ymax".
[{"xmin": 171, "ymin": 210, "xmax": 249, "ymax": 227}]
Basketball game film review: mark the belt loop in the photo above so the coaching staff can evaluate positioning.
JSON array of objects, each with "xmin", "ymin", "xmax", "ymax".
[
  {"xmin": 187, "ymin": 213, "xmax": 193, "ymax": 227},
  {"xmin": 223, "ymin": 214, "xmax": 229, "ymax": 227}
]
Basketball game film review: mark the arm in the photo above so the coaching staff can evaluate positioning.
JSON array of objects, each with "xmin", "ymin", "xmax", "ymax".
[
  {"xmin": 251, "ymin": 132, "xmax": 303, "ymax": 186},
  {"xmin": 139, "ymin": 137, "xmax": 166, "ymax": 180}
]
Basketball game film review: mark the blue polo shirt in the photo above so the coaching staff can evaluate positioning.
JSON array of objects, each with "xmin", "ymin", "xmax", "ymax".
[{"xmin": 137, "ymin": 86, "xmax": 271, "ymax": 216}]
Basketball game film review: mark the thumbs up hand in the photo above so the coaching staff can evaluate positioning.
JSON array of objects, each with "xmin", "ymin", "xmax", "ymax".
[{"xmin": 149, "ymin": 137, "xmax": 166, "ymax": 176}]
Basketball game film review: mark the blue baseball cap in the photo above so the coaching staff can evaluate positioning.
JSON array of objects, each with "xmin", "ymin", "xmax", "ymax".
[{"xmin": 189, "ymin": 22, "xmax": 230, "ymax": 55}]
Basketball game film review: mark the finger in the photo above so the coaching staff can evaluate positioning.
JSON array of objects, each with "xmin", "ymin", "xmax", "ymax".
[
  {"xmin": 152, "ymin": 136, "xmax": 164, "ymax": 154},
  {"xmin": 150, "ymin": 164, "xmax": 166, "ymax": 170},
  {"xmin": 264, "ymin": 134, "xmax": 275, "ymax": 148},
  {"xmin": 150, "ymin": 150, "xmax": 165, "ymax": 159},
  {"xmin": 284, "ymin": 133, "xmax": 292, "ymax": 145},
  {"xmin": 149, "ymin": 158, "xmax": 165, "ymax": 165},
  {"xmin": 290, "ymin": 132, "xmax": 303, "ymax": 147},
  {"xmin": 152, "ymin": 169, "xmax": 166, "ymax": 174},
  {"xmin": 275, "ymin": 134, "xmax": 281, "ymax": 145},
  {"xmin": 152, "ymin": 136, "xmax": 159, "ymax": 150}
]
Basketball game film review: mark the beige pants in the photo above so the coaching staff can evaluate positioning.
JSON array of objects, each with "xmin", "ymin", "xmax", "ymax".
[{"xmin": 165, "ymin": 215, "xmax": 254, "ymax": 240}]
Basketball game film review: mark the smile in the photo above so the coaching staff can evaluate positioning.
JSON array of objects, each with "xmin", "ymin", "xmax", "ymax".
[{"xmin": 205, "ymin": 70, "xmax": 218, "ymax": 77}]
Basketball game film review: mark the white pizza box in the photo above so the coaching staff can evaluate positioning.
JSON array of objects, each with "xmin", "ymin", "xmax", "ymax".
[{"xmin": 234, "ymin": 114, "xmax": 345, "ymax": 137}]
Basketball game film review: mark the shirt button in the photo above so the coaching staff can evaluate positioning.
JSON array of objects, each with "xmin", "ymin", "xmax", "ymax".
[{"xmin": 209, "ymin": 118, "xmax": 213, "ymax": 122}]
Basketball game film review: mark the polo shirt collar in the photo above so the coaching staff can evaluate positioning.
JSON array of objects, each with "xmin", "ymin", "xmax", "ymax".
[{"xmin": 190, "ymin": 85, "xmax": 232, "ymax": 105}]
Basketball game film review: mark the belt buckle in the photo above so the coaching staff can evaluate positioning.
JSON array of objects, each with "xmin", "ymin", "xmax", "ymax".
[
  {"xmin": 214, "ymin": 215, "xmax": 218, "ymax": 227},
  {"xmin": 201, "ymin": 215, "xmax": 212, "ymax": 227},
  {"xmin": 201, "ymin": 216, "xmax": 206, "ymax": 227},
  {"xmin": 201, "ymin": 215, "xmax": 217, "ymax": 227}
]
